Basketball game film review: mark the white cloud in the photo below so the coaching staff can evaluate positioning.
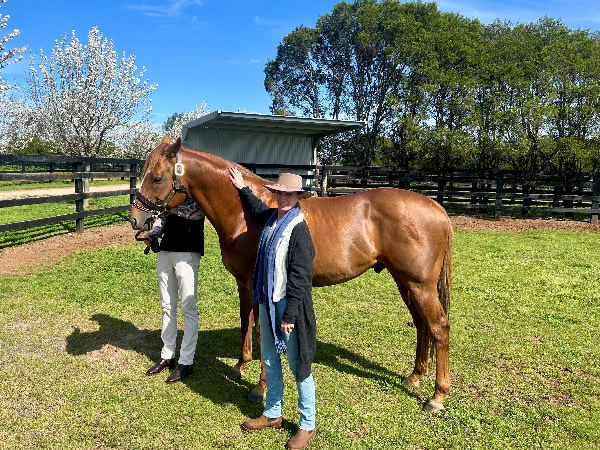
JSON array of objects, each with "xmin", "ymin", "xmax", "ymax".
[
  {"xmin": 125, "ymin": 0, "xmax": 203, "ymax": 18},
  {"xmin": 253, "ymin": 16, "xmax": 288, "ymax": 27},
  {"xmin": 436, "ymin": 0, "xmax": 600, "ymax": 30}
]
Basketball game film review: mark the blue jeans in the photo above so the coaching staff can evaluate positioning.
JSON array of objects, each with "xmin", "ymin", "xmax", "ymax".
[{"xmin": 259, "ymin": 301, "xmax": 316, "ymax": 430}]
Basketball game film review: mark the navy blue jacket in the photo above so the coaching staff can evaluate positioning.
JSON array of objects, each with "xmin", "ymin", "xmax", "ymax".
[{"xmin": 239, "ymin": 186, "xmax": 316, "ymax": 382}]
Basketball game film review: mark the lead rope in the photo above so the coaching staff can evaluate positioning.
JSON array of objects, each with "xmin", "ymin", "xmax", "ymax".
[{"xmin": 134, "ymin": 217, "xmax": 158, "ymax": 254}]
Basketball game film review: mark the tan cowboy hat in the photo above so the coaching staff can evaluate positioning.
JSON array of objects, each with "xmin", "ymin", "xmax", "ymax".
[{"xmin": 265, "ymin": 172, "xmax": 312, "ymax": 198}]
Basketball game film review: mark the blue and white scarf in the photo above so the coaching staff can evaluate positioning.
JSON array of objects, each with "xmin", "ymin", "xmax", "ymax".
[{"xmin": 252, "ymin": 204, "xmax": 303, "ymax": 353}]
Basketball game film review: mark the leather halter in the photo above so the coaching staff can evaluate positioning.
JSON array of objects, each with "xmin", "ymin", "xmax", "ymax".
[{"xmin": 132, "ymin": 150, "xmax": 188, "ymax": 215}]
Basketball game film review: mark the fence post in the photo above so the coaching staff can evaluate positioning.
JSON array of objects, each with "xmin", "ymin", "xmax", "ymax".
[
  {"xmin": 470, "ymin": 181, "xmax": 477, "ymax": 208},
  {"xmin": 399, "ymin": 169, "xmax": 411, "ymax": 190},
  {"xmin": 495, "ymin": 172, "xmax": 504, "ymax": 220},
  {"xmin": 73, "ymin": 161, "xmax": 84, "ymax": 233},
  {"xmin": 361, "ymin": 167, "xmax": 369, "ymax": 189},
  {"xmin": 320, "ymin": 165, "xmax": 329, "ymax": 197},
  {"xmin": 437, "ymin": 176, "xmax": 445, "ymax": 205},
  {"xmin": 592, "ymin": 172, "xmax": 600, "ymax": 225},
  {"xmin": 130, "ymin": 163, "xmax": 138, "ymax": 205}
]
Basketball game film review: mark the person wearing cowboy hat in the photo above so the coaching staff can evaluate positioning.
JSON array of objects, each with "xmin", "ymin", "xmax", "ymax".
[{"xmin": 229, "ymin": 167, "xmax": 317, "ymax": 450}]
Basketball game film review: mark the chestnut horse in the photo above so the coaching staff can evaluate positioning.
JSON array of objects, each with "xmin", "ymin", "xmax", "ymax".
[{"xmin": 129, "ymin": 134, "xmax": 452, "ymax": 412}]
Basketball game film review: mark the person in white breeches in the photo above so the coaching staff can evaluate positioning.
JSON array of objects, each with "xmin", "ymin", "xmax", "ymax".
[{"xmin": 144, "ymin": 200, "xmax": 205, "ymax": 383}]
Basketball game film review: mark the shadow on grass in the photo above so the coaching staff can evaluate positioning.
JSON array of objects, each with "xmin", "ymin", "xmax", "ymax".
[
  {"xmin": 0, "ymin": 221, "xmax": 73, "ymax": 248},
  {"xmin": 65, "ymin": 313, "xmax": 418, "ymax": 414},
  {"xmin": 315, "ymin": 341, "xmax": 414, "ymax": 393}
]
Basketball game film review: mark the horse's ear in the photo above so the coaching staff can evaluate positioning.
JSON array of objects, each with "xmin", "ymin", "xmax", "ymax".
[
  {"xmin": 161, "ymin": 132, "xmax": 171, "ymax": 145},
  {"xmin": 163, "ymin": 137, "xmax": 182, "ymax": 160}
]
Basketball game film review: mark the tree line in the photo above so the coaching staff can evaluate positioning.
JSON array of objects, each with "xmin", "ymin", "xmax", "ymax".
[{"xmin": 265, "ymin": 0, "xmax": 600, "ymax": 173}]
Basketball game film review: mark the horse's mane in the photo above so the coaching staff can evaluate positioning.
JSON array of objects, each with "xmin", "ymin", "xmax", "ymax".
[
  {"xmin": 182, "ymin": 144, "xmax": 274, "ymax": 194},
  {"xmin": 142, "ymin": 142, "xmax": 170, "ymax": 175}
]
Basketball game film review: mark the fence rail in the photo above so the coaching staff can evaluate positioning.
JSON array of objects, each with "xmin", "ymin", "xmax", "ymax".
[
  {"xmin": 0, "ymin": 155, "xmax": 142, "ymax": 233},
  {"xmin": 315, "ymin": 166, "xmax": 600, "ymax": 224},
  {"xmin": 1, "ymin": 154, "xmax": 599, "ymax": 235}
]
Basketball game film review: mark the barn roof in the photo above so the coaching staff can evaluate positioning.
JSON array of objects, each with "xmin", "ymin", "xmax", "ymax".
[{"xmin": 182, "ymin": 110, "xmax": 365, "ymax": 141}]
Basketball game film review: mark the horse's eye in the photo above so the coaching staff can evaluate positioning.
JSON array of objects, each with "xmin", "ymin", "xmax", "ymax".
[{"xmin": 151, "ymin": 176, "xmax": 163, "ymax": 183}]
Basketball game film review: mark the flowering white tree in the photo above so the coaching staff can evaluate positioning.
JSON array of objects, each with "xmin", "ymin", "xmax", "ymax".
[
  {"xmin": 0, "ymin": 0, "xmax": 26, "ymax": 92},
  {"xmin": 113, "ymin": 120, "xmax": 162, "ymax": 159},
  {"xmin": 108, "ymin": 103, "xmax": 210, "ymax": 159},
  {"xmin": 0, "ymin": 91, "xmax": 31, "ymax": 151},
  {"xmin": 164, "ymin": 101, "xmax": 210, "ymax": 140},
  {"xmin": 24, "ymin": 26, "xmax": 157, "ymax": 157}
]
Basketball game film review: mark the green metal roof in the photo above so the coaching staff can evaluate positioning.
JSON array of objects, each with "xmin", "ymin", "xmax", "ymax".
[{"xmin": 182, "ymin": 110, "xmax": 365, "ymax": 140}]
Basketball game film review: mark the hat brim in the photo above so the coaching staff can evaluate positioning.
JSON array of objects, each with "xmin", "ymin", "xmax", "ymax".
[{"xmin": 265, "ymin": 184, "xmax": 312, "ymax": 198}]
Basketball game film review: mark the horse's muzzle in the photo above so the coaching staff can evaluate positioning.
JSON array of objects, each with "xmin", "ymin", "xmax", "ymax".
[
  {"xmin": 129, "ymin": 217, "xmax": 140, "ymax": 230},
  {"xmin": 130, "ymin": 215, "xmax": 154, "ymax": 231}
]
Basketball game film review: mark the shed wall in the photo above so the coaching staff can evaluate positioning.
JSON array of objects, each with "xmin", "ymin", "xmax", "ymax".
[{"xmin": 184, "ymin": 129, "xmax": 314, "ymax": 165}]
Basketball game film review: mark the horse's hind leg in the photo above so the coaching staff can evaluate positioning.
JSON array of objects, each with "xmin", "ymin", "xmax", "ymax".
[
  {"xmin": 395, "ymin": 282, "xmax": 430, "ymax": 389},
  {"xmin": 406, "ymin": 304, "xmax": 430, "ymax": 387},
  {"xmin": 401, "ymin": 279, "xmax": 450, "ymax": 412},
  {"xmin": 416, "ymin": 282, "xmax": 450, "ymax": 412}
]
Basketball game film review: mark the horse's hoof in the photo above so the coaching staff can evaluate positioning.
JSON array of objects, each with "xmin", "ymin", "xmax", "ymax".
[
  {"xmin": 247, "ymin": 385, "xmax": 265, "ymax": 404},
  {"xmin": 402, "ymin": 377, "xmax": 420, "ymax": 389},
  {"xmin": 226, "ymin": 365, "xmax": 244, "ymax": 381},
  {"xmin": 423, "ymin": 400, "xmax": 444, "ymax": 413}
]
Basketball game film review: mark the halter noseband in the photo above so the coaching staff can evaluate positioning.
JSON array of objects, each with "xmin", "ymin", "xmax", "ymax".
[{"xmin": 132, "ymin": 150, "xmax": 189, "ymax": 216}]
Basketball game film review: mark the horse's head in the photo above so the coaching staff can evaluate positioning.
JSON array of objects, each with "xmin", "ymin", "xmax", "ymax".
[{"xmin": 129, "ymin": 133, "xmax": 189, "ymax": 230}]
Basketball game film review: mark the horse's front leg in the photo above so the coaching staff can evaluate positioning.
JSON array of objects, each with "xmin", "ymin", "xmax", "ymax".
[
  {"xmin": 247, "ymin": 301, "xmax": 266, "ymax": 404},
  {"xmin": 226, "ymin": 280, "xmax": 254, "ymax": 381},
  {"xmin": 225, "ymin": 280, "xmax": 266, "ymax": 404}
]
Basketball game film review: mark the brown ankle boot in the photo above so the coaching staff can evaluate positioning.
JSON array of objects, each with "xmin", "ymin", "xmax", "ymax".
[
  {"xmin": 241, "ymin": 415, "xmax": 282, "ymax": 432},
  {"xmin": 286, "ymin": 428, "xmax": 316, "ymax": 449}
]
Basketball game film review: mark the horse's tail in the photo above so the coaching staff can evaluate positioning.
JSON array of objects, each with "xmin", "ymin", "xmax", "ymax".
[
  {"xmin": 437, "ymin": 220, "xmax": 452, "ymax": 318},
  {"xmin": 429, "ymin": 219, "xmax": 452, "ymax": 360}
]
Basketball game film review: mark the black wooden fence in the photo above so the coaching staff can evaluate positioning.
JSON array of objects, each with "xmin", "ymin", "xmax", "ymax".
[
  {"xmin": 0, "ymin": 154, "xmax": 142, "ymax": 233},
  {"xmin": 1, "ymin": 155, "xmax": 599, "ymax": 235},
  {"xmin": 246, "ymin": 164, "xmax": 600, "ymax": 225}
]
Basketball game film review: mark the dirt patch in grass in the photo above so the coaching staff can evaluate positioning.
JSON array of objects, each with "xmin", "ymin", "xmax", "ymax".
[
  {"xmin": 449, "ymin": 214, "xmax": 600, "ymax": 232},
  {"xmin": 0, "ymin": 216, "xmax": 598, "ymax": 276},
  {"xmin": 0, "ymin": 223, "xmax": 137, "ymax": 276}
]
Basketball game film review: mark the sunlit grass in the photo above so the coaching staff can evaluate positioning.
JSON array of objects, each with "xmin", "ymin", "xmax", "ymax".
[{"xmin": 0, "ymin": 228, "xmax": 599, "ymax": 448}]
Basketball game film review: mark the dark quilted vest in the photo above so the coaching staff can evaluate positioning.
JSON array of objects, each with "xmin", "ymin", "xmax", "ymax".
[{"xmin": 158, "ymin": 214, "xmax": 204, "ymax": 255}]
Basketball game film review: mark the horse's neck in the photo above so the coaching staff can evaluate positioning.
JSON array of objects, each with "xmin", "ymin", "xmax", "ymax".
[{"xmin": 184, "ymin": 149, "xmax": 270, "ymax": 241}]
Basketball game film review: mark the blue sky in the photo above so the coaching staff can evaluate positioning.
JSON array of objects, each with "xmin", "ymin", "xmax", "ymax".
[{"xmin": 3, "ymin": 0, "xmax": 599, "ymax": 126}]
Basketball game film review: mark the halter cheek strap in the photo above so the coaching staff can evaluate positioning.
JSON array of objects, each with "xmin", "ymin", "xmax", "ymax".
[{"xmin": 132, "ymin": 150, "xmax": 189, "ymax": 215}]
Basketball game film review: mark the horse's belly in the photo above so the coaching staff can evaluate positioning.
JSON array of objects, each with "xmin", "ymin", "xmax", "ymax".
[{"xmin": 312, "ymin": 253, "xmax": 375, "ymax": 287}]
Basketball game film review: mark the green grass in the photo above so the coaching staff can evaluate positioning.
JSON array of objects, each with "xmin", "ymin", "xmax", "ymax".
[{"xmin": 0, "ymin": 228, "xmax": 599, "ymax": 449}]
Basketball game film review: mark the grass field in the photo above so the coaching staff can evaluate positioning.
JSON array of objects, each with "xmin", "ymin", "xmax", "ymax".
[{"xmin": 0, "ymin": 227, "xmax": 599, "ymax": 449}]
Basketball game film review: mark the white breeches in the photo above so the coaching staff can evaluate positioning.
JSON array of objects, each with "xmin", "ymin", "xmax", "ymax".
[{"xmin": 156, "ymin": 251, "xmax": 200, "ymax": 366}]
